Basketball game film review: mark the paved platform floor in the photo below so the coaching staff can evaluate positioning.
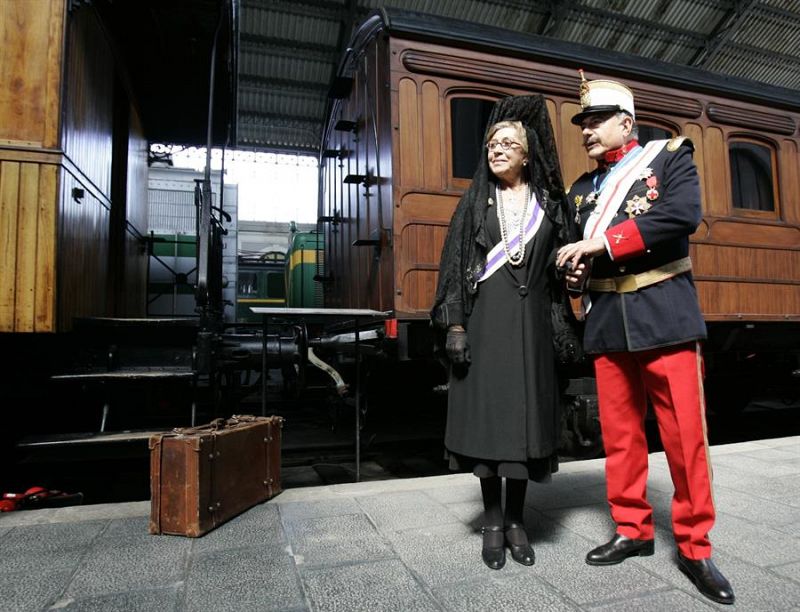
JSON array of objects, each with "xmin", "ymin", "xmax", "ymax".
[{"xmin": 1, "ymin": 437, "xmax": 798, "ymax": 611}]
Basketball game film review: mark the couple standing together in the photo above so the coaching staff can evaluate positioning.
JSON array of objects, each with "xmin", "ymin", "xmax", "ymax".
[{"xmin": 431, "ymin": 75, "xmax": 734, "ymax": 605}]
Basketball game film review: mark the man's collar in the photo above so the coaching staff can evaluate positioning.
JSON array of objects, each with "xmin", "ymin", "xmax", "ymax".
[{"xmin": 598, "ymin": 139, "xmax": 639, "ymax": 168}]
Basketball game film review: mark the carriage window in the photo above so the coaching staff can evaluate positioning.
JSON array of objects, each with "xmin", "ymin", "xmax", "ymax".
[
  {"xmin": 637, "ymin": 124, "xmax": 673, "ymax": 145},
  {"xmin": 450, "ymin": 98, "xmax": 496, "ymax": 179},
  {"xmin": 238, "ymin": 272, "xmax": 258, "ymax": 296},
  {"xmin": 266, "ymin": 272, "xmax": 286, "ymax": 299},
  {"xmin": 729, "ymin": 140, "xmax": 775, "ymax": 212}
]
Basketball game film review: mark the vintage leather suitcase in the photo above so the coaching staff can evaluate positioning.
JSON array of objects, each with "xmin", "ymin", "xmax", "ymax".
[{"xmin": 149, "ymin": 415, "xmax": 283, "ymax": 537}]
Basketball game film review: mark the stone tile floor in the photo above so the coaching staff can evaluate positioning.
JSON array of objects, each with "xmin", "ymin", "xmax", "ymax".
[{"xmin": 1, "ymin": 437, "xmax": 798, "ymax": 611}]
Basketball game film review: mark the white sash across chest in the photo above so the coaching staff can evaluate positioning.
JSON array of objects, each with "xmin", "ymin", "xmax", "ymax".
[{"xmin": 583, "ymin": 139, "xmax": 670, "ymax": 240}]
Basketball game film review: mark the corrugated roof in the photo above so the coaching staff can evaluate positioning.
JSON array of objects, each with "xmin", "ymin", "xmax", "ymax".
[{"xmin": 237, "ymin": 0, "xmax": 800, "ymax": 152}]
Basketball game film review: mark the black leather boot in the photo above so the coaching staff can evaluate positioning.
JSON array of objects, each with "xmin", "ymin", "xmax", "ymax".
[
  {"xmin": 481, "ymin": 526, "xmax": 506, "ymax": 570},
  {"xmin": 586, "ymin": 533, "xmax": 654, "ymax": 566},
  {"xmin": 677, "ymin": 554, "xmax": 735, "ymax": 605}
]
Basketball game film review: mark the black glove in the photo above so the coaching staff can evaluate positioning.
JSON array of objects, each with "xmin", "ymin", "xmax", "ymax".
[{"xmin": 445, "ymin": 328, "xmax": 471, "ymax": 365}]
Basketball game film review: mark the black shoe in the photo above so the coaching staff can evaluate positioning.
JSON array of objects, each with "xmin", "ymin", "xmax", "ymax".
[
  {"xmin": 505, "ymin": 523, "xmax": 535, "ymax": 566},
  {"xmin": 677, "ymin": 554, "xmax": 735, "ymax": 605},
  {"xmin": 481, "ymin": 526, "xmax": 506, "ymax": 570},
  {"xmin": 586, "ymin": 534, "xmax": 654, "ymax": 566}
]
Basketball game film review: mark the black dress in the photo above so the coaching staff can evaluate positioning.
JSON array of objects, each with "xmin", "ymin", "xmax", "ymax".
[{"xmin": 445, "ymin": 200, "xmax": 560, "ymax": 481}]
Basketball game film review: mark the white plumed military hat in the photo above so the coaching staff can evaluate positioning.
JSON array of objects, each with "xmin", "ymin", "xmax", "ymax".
[{"xmin": 571, "ymin": 70, "xmax": 636, "ymax": 125}]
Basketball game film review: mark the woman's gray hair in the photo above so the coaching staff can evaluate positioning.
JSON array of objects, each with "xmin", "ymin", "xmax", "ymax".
[{"xmin": 486, "ymin": 120, "xmax": 529, "ymax": 154}]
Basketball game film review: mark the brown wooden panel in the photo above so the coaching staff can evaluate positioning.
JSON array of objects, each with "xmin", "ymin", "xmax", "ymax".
[
  {"xmin": 401, "ymin": 50, "xmax": 703, "ymax": 119},
  {"xmin": 0, "ymin": 0, "xmax": 65, "ymax": 147},
  {"xmin": 35, "ymin": 164, "xmax": 57, "ymax": 332},
  {"xmin": 693, "ymin": 243, "xmax": 799, "ymax": 282},
  {"xmin": 697, "ymin": 280, "xmax": 799, "ymax": 319},
  {"xmin": 57, "ymin": 169, "xmax": 110, "ymax": 330},
  {"xmin": 705, "ymin": 220, "xmax": 800, "ymax": 248},
  {"xmin": 401, "ymin": 269, "xmax": 440, "ymax": 314},
  {"xmin": 14, "ymin": 163, "xmax": 40, "ymax": 331},
  {"xmin": 560, "ymin": 102, "xmax": 593, "ymax": 188},
  {"xmin": 398, "ymin": 78, "xmax": 421, "ymax": 188},
  {"xmin": 421, "ymin": 80, "xmax": 442, "ymax": 190},
  {"xmin": 707, "ymin": 103, "xmax": 795, "ymax": 136},
  {"xmin": 395, "ymin": 192, "xmax": 459, "ymax": 314},
  {"xmin": 703, "ymin": 127, "xmax": 728, "ymax": 217},
  {"xmin": 62, "ymin": 5, "xmax": 115, "ymax": 198},
  {"xmin": 0, "ymin": 161, "xmax": 20, "ymax": 331},
  {"xmin": 399, "ymin": 192, "xmax": 460, "ymax": 220},
  {"xmin": 780, "ymin": 139, "xmax": 799, "ymax": 225},
  {"xmin": 120, "ymin": 106, "xmax": 149, "ymax": 317},
  {"xmin": 683, "ymin": 123, "xmax": 706, "ymax": 212}
]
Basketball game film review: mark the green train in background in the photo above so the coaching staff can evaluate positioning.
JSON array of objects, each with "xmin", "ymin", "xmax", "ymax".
[
  {"xmin": 235, "ymin": 231, "xmax": 324, "ymax": 323},
  {"xmin": 286, "ymin": 231, "xmax": 324, "ymax": 309}
]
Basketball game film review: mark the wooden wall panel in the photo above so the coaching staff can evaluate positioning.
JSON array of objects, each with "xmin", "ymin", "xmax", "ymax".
[
  {"xmin": 559, "ymin": 102, "xmax": 593, "ymax": 188},
  {"xmin": 0, "ymin": 162, "xmax": 20, "ymax": 331},
  {"xmin": 697, "ymin": 281, "xmax": 799, "ymax": 320},
  {"xmin": 14, "ymin": 164, "xmax": 40, "ymax": 331},
  {"xmin": 694, "ymin": 244, "xmax": 799, "ymax": 281},
  {"xmin": 0, "ymin": 160, "xmax": 58, "ymax": 332},
  {"xmin": 121, "ymin": 105, "xmax": 149, "ymax": 316},
  {"xmin": 395, "ymin": 192, "xmax": 458, "ymax": 314},
  {"xmin": 421, "ymin": 80, "xmax": 442, "ymax": 190},
  {"xmin": 57, "ymin": 170, "xmax": 110, "ymax": 330},
  {"xmin": 683, "ymin": 123, "xmax": 706, "ymax": 211},
  {"xmin": 780, "ymin": 139, "xmax": 799, "ymax": 224},
  {"xmin": 62, "ymin": 6, "xmax": 114, "ymax": 199},
  {"xmin": 0, "ymin": 0, "xmax": 64, "ymax": 147},
  {"xmin": 398, "ymin": 78, "xmax": 422, "ymax": 188},
  {"xmin": 703, "ymin": 127, "xmax": 728, "ymax": 217},
  {"xmin": 35, "ymin": 165, "xmax": 57, "ymax": 331}
]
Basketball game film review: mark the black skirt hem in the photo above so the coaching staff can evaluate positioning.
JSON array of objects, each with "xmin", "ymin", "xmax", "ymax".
[{"xmin": 446, "ymin": 450, "xmax": 558, "ymax": 482}]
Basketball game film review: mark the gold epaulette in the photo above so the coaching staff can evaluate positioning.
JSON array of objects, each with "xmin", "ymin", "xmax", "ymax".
[{"xmin": 666, "ymin": 136, "xmax": 691, "ymax": 152}]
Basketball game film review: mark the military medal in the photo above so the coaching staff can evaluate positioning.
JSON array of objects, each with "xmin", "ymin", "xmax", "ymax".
[
  {"xmin": 625, "ymin": 195, "xmax": 651, "ymax": 217},
  {"xmin": 645, "ymin": 175, "xmax": 659, "ymax": 200},
  {"xmin": 586, "ymin": 191, "xmax": 598, "ymax": 205},
  {"xmin": 638, "ymin": 167, "xmax": 653, "ymax": 180},
  {"xmin": 574, "ymin": 194, "xmax": 583, "ymax": 223}
]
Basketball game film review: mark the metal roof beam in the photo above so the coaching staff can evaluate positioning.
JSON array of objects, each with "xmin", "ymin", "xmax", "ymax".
[
  {"xmin": 240, "ymin": 110, "xmax": 321, "ymax": 125},
  {"xmin": 690, "ymin": 0, "xmax": 758, "ymax": 68},
  {"xmin": 242, "ymin": 0, "xmax": 353, "ymax": 21},
  {"xmin": 558, "ymin": 1, "xmax": 707, "ymax": 44},
  {"xmin": 240, "ymin": 33, "xmax": 338, "ymax": 62},
  {"xmin": 239, "ymin": 74, "xmax": 330, "ymax": 91}
]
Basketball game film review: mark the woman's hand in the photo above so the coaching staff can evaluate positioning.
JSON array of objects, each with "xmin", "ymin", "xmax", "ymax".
[{"xmin": 445, "ymin": 326, "xmax": 471, "ymax": 365}]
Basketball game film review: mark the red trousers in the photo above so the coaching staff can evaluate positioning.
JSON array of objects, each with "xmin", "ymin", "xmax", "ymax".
[{"xmin": 594, "ymin": 342, "xmax": 714, "ymax": 560}]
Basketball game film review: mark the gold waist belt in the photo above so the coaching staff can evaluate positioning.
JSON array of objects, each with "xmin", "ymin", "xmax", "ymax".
[{"xmin": 588, "ymin": 257, "xmax": 692, "ymax": 293}]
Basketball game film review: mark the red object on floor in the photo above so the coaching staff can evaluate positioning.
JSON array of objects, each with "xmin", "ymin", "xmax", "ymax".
[{"xmin": 0, "ymin": 486, "xmax": 84, "ymax": 512}]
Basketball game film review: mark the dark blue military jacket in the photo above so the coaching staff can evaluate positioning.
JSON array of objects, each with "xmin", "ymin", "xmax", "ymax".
[{"xmin": 568, "ymin": 138, "xmax": 707, "ymax": 353}]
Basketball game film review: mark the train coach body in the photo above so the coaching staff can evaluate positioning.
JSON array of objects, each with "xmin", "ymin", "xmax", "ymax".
[
  {"xmin": 0, "ymin": 1, "xmax": 149, "ymax": 333},
  {"xmin": 320, "ymin": 9, "xmax": 800, "ymax": 362}
]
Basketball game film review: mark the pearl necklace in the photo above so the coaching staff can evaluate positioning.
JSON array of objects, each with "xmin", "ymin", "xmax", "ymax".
[{"xmin": 496, "ymin": 184, "xmax": 529, "ymax": 266}]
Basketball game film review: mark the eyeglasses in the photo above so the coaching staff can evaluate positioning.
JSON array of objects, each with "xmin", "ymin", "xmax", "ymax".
[{"xmin": 486, "ymin": 138, "xmax": 523, "ymax": 151}]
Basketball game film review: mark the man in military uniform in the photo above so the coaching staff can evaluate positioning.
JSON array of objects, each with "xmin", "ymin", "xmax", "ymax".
[{"xmin": 556, "ymin": 74, "xmax": 734, "ymax": 605}]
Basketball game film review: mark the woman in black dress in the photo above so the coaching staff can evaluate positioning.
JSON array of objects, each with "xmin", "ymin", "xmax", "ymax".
[{"xmin": 431, "ymin": 95, "xmax": 574, "ymax": 570}]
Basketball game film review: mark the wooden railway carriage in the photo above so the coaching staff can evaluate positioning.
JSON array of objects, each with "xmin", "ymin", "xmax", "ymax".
[{"xmin": 319, "ymin": 9, "xmax": 800, "ymax": 402}]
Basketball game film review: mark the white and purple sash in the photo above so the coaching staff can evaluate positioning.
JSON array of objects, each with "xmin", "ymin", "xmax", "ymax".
[
  {"xmin": 476, "ymin": 193, "xmax": 545, "ymax": 285},
  {"xmin": 583, "ymin": 139, "xmax": 670, "ymax": 240}
]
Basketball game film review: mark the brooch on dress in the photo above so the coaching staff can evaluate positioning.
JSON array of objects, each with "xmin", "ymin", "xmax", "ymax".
[{"xmin": 573, "ymin": 194, "xmax": 584, "ymax": 223}]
